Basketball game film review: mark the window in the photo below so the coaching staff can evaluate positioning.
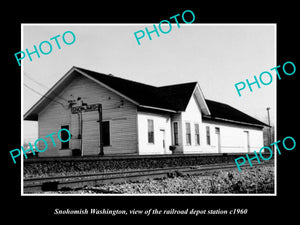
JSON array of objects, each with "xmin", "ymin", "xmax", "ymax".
[
  {"xmin": 206, "ymin": 126, "xmax": 211, "ymax": 145},
  {"xmin": 148, "ymin": 119, "xmax": 154, "ymax": 143},
  {"xmin": 60, "ymin": 125, "xmax": 70, "ymax": 149},
  {"xmin": 186, "ymin": 122, "xmax": 191, "ymax": 145},
  {"xmin": 173, "ymin": 122, "xmax": 179, "ymax": 145},
  {"xmin": 102, "ymin": 121, "xmax": 110, "ymax": 146},
  {"xmin": 195, "ymin": 124, "xmax": 200, "ymax": 145}
]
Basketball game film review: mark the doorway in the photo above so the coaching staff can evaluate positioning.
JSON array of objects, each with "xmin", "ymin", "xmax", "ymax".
[
  {"xmin": 244, "ymin": 131, "xmax": 250, "ymax": 152},
  {"xmin": 215, "ymin": 127, "xmax": 221, "ymax": 153},
  {"xmin": 160, "ymin": 129, "xmax": 166, "ymax": 153}
]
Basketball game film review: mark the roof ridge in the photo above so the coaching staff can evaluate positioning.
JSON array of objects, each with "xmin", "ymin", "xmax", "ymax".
[
  {"xmin": 74, "ymin": 66, "xmax": 158, "ymax": 89},
  {"xmin": 75, "ymin": 67, "xmax": 199, "ymax": 91},
  {"xmin": 158, "ymin": 81, "xmax": 198, "ymax": 88}
]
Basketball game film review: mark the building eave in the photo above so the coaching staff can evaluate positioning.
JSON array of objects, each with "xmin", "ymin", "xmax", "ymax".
[
  {"xmin": 139, "ymin": 105, "xmax": 177, "ymax": 113},
  {"xmin": 23, "ymin": 66, "xmax": 77, "ymax": 121},
  {"xmin": 202, "ymin": 115, "xmax": 268, "ymax": 128},
  {"xmin": 193, "ymin": 83, "xmax": 211, "ymax": 116}
]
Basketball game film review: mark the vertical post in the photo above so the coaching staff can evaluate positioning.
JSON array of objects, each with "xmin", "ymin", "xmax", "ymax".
[
  {"xmin": 98, "ymin": 104, "xmax": 104, "ymax": 156},
  {"xmin": 80, "ymin": 110, "xmax": 83, "ymax": 157}
]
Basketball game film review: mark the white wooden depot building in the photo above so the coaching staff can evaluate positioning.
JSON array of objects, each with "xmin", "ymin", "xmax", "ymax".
[{"xmin": 24, "ymin": 67, "xmax": 267, "ymax": 157}]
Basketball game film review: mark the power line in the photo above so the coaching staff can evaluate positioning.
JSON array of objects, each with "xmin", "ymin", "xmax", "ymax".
[
  {"xmin": 23, "ymin": 73, "xmax": 125, "ymax": 111},
  {"xmin": 24, "ymin": 72, "xmax": 68, "ymax": 102},
  {"xmin": 24, "ymin": 73, "xmax": 50, "ymax": 90},
  {"xmin": 24, "ymin": 83, "xmax": 66, "ymax": 108},
  {"xmin": 24, "ymin": 81, "xmax": 122, "ymax": 111}
]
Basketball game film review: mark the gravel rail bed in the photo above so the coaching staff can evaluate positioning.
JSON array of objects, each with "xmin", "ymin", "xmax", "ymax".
[
  {"xmin": 39, "ymin": 165, "xmax": 274, "ymax": 194},
  {"xmin": 24, "ymin": 154, "xmax": 273, "ymax": 179}
]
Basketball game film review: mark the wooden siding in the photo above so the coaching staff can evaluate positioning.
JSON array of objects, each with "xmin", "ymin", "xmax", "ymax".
[
  {"xmin": 82, "ymin": 112, "xmax": 100, "ymax": 155},
  {"xmin": 37, "ymin": 73, "xmax": 138, "ymax": 157}
]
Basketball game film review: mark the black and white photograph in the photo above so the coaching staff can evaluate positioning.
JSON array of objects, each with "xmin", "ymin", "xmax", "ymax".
[
  {"xmin": 3, "ymin": 4, "xmax": 298, "ymax": 221},
  {"xmin": 21, "ymin": 24, "xmax": 276, "ymax": 195}
]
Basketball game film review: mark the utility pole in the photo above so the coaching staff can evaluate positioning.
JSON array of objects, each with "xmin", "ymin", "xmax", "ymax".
[{"xmin": 266, "ymin": 107, "xmax": 271, "ymax": 148}]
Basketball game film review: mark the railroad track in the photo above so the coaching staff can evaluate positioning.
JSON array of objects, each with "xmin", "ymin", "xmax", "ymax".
[{"xmin": 23, "ymin": 162, "xmax": 274, "ymax": 193}]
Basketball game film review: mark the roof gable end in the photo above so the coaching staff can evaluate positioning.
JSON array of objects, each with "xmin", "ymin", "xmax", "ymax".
[{"xmin": 157, "ymin": 82, "xmax": 210, "ymax": 115}]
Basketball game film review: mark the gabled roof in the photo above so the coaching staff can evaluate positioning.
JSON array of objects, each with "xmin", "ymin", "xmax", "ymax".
[
  {"xmin": 24, "ymin": 66, "xmax": 267, "ymax": 127},
  {"xmin": 76, "ymin": 67, "xmax": 198, "ymax": 112},
  {"xmin": 157, "ymin": 82, "xmax": 198, "ymax": 111}
]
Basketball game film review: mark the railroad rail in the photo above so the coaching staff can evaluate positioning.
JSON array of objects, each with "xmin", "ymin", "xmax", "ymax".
[{"xmin": 23, "ymin": 161, "xmax": 274, "ymax": 193}]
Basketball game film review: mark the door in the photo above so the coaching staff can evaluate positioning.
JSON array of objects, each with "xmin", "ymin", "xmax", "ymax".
[
  {"xmin": 215, "ymin": 127, "xmax": 221, "ymax": 153},
  {"xmin": 244, "ymin": 131, "xmax": 250, "ymax": 152},
  {"xmin": 160, "ymin": 129, "xmax": 166, "ymax": 153}
]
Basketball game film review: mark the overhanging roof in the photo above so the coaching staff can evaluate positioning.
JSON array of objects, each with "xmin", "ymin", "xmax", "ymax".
[
  {"xmin": 24, "ymin": 67, "xmax": 208, "ymax": 120},
  {"xmin": 204, "ymin": 99, "xmax": 268, "ymax": 127}
]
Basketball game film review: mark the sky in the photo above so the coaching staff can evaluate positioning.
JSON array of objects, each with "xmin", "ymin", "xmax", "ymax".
[{"xmin": 22, "ymin": 24, "xmax": 276, "ymax": 142}]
